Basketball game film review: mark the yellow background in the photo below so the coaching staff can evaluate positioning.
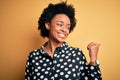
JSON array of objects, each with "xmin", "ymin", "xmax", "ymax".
[{"xmin": 0, "ymin": 0, "xmax": 120, "ymax": 80}]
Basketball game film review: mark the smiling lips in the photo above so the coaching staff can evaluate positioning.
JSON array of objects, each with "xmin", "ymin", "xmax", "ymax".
[{"xmin": 58, "ymin": 33, "xmax": 67, "ymax": 38}]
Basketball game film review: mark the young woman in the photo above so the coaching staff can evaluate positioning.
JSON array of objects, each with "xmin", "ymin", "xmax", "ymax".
[{"xmin": 25, "ymin": 2, "xmax": 102, "ymax": 80}]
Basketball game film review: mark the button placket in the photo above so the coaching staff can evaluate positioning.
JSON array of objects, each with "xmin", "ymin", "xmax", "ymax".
[{"xmin": 49, "ymin": 48, "xmax": 59, "ymax": 80}]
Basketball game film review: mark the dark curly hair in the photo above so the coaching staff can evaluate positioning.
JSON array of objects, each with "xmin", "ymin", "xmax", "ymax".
[{"xmin": 38, "ymin": 1, "xmax": 76, "ymax": 38}]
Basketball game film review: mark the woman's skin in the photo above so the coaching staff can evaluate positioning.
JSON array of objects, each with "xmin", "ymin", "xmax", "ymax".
[{"xmin": 44, "ymin": 14, "xmax": 100, "ymax": 65}]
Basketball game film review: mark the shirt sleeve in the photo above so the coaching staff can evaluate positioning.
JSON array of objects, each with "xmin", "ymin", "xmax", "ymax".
[
  {"xmin": 25, "ymin": 52, "xmax": 33, "ymax": 80},
  {"xmin": 79, "ymin": 49, "xmax": 102, "ymax": 80}
]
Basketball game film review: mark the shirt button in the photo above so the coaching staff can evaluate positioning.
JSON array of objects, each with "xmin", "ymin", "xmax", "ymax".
[
  {"xmin": 54, "ymin": 54, "xmax": 57, "ymax": 57},
  {"xmin": 53, "ymin": 60, "xmax": 57, "ymax": 64},
  {"xmin": 52, "ymin": 67, "xmax": 55, "ymax": 70}
]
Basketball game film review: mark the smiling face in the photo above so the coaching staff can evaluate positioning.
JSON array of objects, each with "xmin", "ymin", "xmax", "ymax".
[{"xmin": 45, "ymin": 14, "xmax": 70, "ymax": 43}]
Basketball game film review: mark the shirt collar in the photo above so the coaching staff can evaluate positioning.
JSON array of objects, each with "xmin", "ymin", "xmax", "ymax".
[{"xmin": 39, "ymin": 42, "xmax": 69, "ymax": 55}]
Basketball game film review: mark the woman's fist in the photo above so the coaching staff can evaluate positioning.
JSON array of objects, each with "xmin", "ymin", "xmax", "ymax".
[{"xmin": 87, "ymin": 42, "xmax": 100, "ymax": 63}]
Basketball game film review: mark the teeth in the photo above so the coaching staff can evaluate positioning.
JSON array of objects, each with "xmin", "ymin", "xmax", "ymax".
[{"xmin": 58, "ymin": 33, "xmax": 65, "ymax": 37}]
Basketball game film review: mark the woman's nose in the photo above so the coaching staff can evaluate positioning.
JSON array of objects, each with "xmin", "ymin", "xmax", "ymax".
[{"xmin": 61, "ymin": 26, "xmax": 68, "ymax": 32}]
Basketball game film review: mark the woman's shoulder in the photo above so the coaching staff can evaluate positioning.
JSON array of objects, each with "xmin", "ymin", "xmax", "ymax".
[
  {"xmin": 66, "ymin": 43, "xmax": 85, "ymax": 55},
  {"xmin": 28, "ymin": 48, "xmax": 41, "ymax": 57},
  {"xmin": 66, "ymin": 44, "xmax": 82, "ymax": 52}
]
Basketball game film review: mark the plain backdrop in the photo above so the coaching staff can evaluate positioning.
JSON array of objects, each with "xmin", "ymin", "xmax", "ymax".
[{"xmin": 0, "ymin": 0, "xmax": 120, "ymax": 80}]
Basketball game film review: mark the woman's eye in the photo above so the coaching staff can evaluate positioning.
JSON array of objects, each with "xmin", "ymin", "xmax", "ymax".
[{"xmin": 57, "ymin": 23, "xmax": 62, "ymax": 27}]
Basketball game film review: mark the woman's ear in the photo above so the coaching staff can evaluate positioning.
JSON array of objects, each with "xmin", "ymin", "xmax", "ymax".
[{"xmin": 45, "ymin": 22, "xmax": 50, "ymax": 30}]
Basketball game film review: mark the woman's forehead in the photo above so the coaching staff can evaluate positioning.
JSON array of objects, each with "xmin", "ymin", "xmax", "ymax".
[{"xmin": 51, "ymin": 14, "xmax": 70, "ymax": 24}]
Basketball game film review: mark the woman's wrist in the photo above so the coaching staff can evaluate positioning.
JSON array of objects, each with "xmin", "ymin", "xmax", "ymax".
[
  {"xmin": 89, "ymin": 59, "xmax": 100, "ymax": 66},
  {"xmin": 89, "ymin": 61, "xmax": 97, "ymax": 66}
]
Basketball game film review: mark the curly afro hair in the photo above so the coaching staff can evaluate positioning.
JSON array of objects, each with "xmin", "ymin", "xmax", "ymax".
[{"xmin": 38, "ymin": 1, "xmax": 76, "ymax": 38}]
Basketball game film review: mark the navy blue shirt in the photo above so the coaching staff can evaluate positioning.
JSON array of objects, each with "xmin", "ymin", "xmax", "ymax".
[{"xmin": 25, "ymin": 42, "xmax": 102, "ymax": 80}]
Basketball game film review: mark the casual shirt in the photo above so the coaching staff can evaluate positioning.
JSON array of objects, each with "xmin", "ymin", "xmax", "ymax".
[{"xmin": 25, "ymin": 42, "xmax": 102, "ymax": 80}]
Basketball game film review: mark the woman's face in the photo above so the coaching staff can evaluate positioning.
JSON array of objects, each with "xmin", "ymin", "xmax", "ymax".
[{"xmin": 46, "ymin": 14, "xmax": 70, "ymax": 43}]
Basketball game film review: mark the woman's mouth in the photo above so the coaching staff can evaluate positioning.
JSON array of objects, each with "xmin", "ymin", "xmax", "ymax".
[{"xmin": 58, "ymin": 33, "xmax": 66, "ymax": 38}]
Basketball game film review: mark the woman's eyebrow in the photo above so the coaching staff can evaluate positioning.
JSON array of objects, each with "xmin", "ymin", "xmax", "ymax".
[
  {"xmin": 57, "ymin": 21, "xmax": 70, "ymax": 25},
  {"xmin": 57, "ymin": 21, "xmax": 64, "ymax": 23}
]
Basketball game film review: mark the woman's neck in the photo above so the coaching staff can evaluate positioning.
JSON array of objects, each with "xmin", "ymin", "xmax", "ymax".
[{"xmin": 44, "ymin": 40, "xmax": 62, "ymax": 57}]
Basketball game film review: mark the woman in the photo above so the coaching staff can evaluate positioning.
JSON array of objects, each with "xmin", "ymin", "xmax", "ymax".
[{"xmin": 25, "ymin": 2, "xmax": 102, "ymax": 80}]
